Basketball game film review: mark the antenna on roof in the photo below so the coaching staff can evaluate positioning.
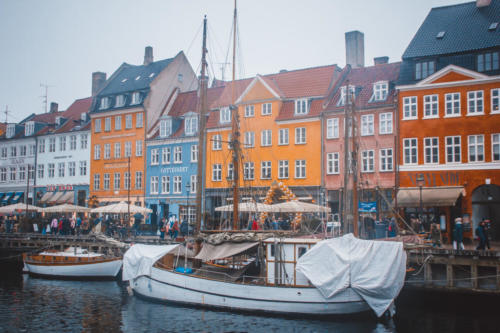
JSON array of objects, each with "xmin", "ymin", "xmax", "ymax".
[
  {"xmin": 216, "ymin": 62, "xmax": 230, "ymax": 81},
  {"xmin": 40, "ymin": 83, "xmax": 54, "ymax": 113},
  {"xmin": 3, "ymin": 105, "xmax": 10, "ymax": 123}
]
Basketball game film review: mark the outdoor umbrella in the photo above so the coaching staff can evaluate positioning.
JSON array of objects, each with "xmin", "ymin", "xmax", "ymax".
[
  {"xmin": 271, "ymin": 200, "xmax": 331, "ymax": 213},
  {"xmin": 42, "ymin": 204, "xmax": 91, "ymax": 213},
  {"xmin": 215, "ymin": 202, "xmax": 275, "ymax": 212},
  {"xmin": 0, "ymin": 203, "xmax": 42, "ymax": 214},
  {"xmin": 90, "ymin": 201, "xmax": 152, "ymax": 214}
]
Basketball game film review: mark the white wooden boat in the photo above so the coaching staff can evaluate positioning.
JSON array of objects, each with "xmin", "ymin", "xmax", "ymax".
[{"xmin": 23, "ymin": 247, "xmax": 122, "ymax": 279}]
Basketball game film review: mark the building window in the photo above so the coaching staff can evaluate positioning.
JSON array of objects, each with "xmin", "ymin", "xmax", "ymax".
[
  {"xmin": 151, "ymin": 149, "xmax": 159, "ymax": 165},
  {"xmin": 245, "ymin": 105, "xmax": 254, "ymax": 117},
  {"xmin": 102, "ymin": 174, "xmax": 110, "ymax": 190},
  {"xmin": 8, "ymin": 167, "xmax": 15, "ymax": 181},
  {"xmin": 161, "ymin": 176, "xmax": 170, "ymax": 194},
  {"xmin": 135, "ymin": 171, "xmax": 143, "ymax": 189},
  {"xmin": 37, "ymin": 164, "xmax": 44, "ymax": 179},
  {"xmin": 338, "ymin": 85, "xmax": 356, "ymax": 106},
  {"xmin": 68, "ymin": 162, "xmax": 76, "ymax": 176},
  {"xmin": 372, "ymin": 81, "xmax": 388, "ymax": 101},
  {"xmin": 278, "ymin": 160, "xmax": 289, "ymax": 179},
  {"xmin": 59, "ymin": 136, "xmax": 66, "ymax": 151},
  {"xmin": 68, "ymin": 135, "xmax": 76, "ymax": 150},
  {"xmin": 492, "ymin": 134, "xmax": 500, "ymax": 161},
  {"xmin": 380, "ymin": 148, "xmax": 393, "ymax": 172},
  {"xmin": 227, "ymin": 163, "xmax": 234, "ymax": 181},
  {"xmin": 47, "ymin": 138, "xmax": 55, "ymax": 152},
  {"xmin": 185, "ymin": 116, "xmax": 198, "ymax": 135},
  {"xmin": 6, "ymin": 124, "xmax": 15, "ymax": 138},
  {"xmin": 95, "ymin": 119, "xmax": 103, "ymax": 133},
  {"xmin": 0, "ymin": 147, "xmax": 6, "ymax": 159},
  {"xmin": 131, "ymin": 92, "xmax": 141, "ymax": 105},
  {"xmin": 446, "ymin": 136, "xmax": 461, "ymax": 163},
  {"xmin": 212, "ymin": 134, "xmax": 222, "ymax": 150},
  {"xmin": 80, "ymin": 161, "xmax": 87, "ymax": 176},
  {"xmin": 491, "ymin": 89, "xmax": 500, "ymax": 114},
  {"xmin": 114, "ymin": 173, "xmax": 121, "ymax": 190},
  {"xmin": 327, "ymin": 152, "xmax": 339, "ymax": 174},
  {"xmin": 124, "ymin": 115, "xmax": 132, "ymax": 129},
  {"xmin": 173, "ymin": 146, "xmax": 182, "ymax": 163},
  {"xmin": 19, "ymin": 166, "xmax": 25, "ymax": 181},
  {"xmin": 468, "ymin": 135, "xmax": 484, "ymax": 162},
  {"xmin": 125, "ymin": 142, "xmax": 132, "ymax": 157},
  {"xmin": 403, "ymin": 96, "xmax": 418, "ymax": 120},
  {"xmin": 162, "ymin": 147, "xmax": 171, "ymax": 164},
  {"xmin": 0, "ymin": 167, "xmax": 6, "ymax": 182},
  {"xmin": 94, "ymin": 144, "xmax": 101, "ymax": 160},
  {"xmin": 114, "ymin": 143, "xmax": 121, "ymax": 158},
  {"xmin": 173, "ymin": 176, "xmax": 182, "ymax": 194},
  {"xmin": 58, "ymin": 162, "xmax": 65, "ymax": 177},
  {"xmin": 190, "ymin": 175, "xmax": 197, "ymax": 193},
  {"xmin": 48, "ymin": 164, "xmax": 55, "ymax": 178},
  {"xmin": 160, "ymin": 119, "xmax": 172, "ymax": 137},
  {"xmin": 403, "ymin": 138, "xmax": 418, "ymax": 164},
  {"xmin": 220, "ymin": 107, "xmax": 231, "ymax": 124},
  {"xmin": 415, "ymin": 60, "xmax": 435, "ymax": 80},
  {"xmin": 38, "ymin": 139, "xmax": 45, "ymax": 153},
  {"xmin": 361, "ymin": 150, "xmax": 374, "ymax": 172},
  {"xmin": 212, "ymin": 164, "xmax": 222, "ymax": 181},
  {"xmin": 104, "ymin": 144, "xmax": 111, "ymax": 159},
  {"xmin": 25, "ymin": 121, "xmax": 34, "ymax": 136},
  {"xmin": 477, "ymin": 52, "xmax": 499, "ymax": 72},
  {"xmin": 295, "ymin": 160, "xmax": 306, "ymax": 179},
  {"xmin": 29, "ymin": 144, "xmax": 35, "ymax": 156},
  {"xmin": 150, "ymin": 176, "xmax": 159, "ymax": 194},
  {"xmin": 423, "ymin": 94, "xmax": 439, "ymax": 118},
  {"xmin": 361, "ymin": 114, "xmax": 374, "ymax": 136},
  {"xmin": 135, "ymin": 140, "xmax": 143, "ymax": 157},
  {"xmin": 244, "ymin": 162, "xmax": 255, "ymax": 180},
  {"xmin": 295, "ymin": 127, "xmax": 306, "ymax": 144},
  {"xmin": 295, "ymin": 99, "xmax": 309, "ymax": 115},
  {"xmin": 467, "ymin": 91, "xmax": 484, "ymax": 115},
  {"xmin": 115, "ymin": 116, "xmax": 122, "ymax": 130},
  {"xmin": 80, "ymin": 134, "xmax": 88, "ymax": 149},
  {"xmin": 445, "ymin": 93, "xmax": 460, "ymax": 117},
  {"xmin": 28, "ymin": 165, "xmax": 35, "ymax": 180},
  {"xmin": 278, "ymin": 128, "xmax": 289, "ymax": 145},
  {"xmin": 244, "ymin": 132, "xmax": 255, "ymax": 148},
  {"xmin": 9, "ymin": 146, "xmax": 16, "ymax": 157},
  {"xmin": 191, "ymin": 145, "xmax": 198, "ymax": 162},
  {"xmin": 261, "ymin": 161, "xmax": 271, "ymax": 179},
  {"xmin": 136, "ymin": 113, "xmax": 143, "ymax": 128},
  {"xmin": 379, "ymin": 113, "xmax": 393, "ymax": 134},
  {"xmin": 261, "ymin": 130, "xmax": 272, "ymax": 147},
  {"xmin": 261, "ymin": 103, "xmax": 272, "ymax": 116},
  {"xmin": 94, "ymin": 174, "xmax": 100, "ymax": 190},
  {"xmin": 424, "ymin": 137, "xmax": 439, "ymax": 164},
  {"xmin": 124, "ymin": 172, "xmax": 131, "ymax": 190},
  {"xmin": 20, "ymin": 146, "xmax": 26, "ymax": 156},
  {"xmin": 104, "ymin": 117, "xmax": 111, "ymax": 132},
  {"xmin": 326, "ymin": 118, "xmax": 339, "ymax": 139},
  {"xmin": 100, "ymin": 97, "xmax": 110, "ymax": 110}
]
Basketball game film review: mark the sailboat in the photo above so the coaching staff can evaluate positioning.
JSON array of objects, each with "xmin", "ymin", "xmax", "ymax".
[{"xmin": 123, "ymin": 5, "xmax": 406, "ymax": 318}]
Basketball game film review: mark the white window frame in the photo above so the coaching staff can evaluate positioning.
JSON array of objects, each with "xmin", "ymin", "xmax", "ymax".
[
  {"xmin": 114, "ymin": 143, "xmax": 121, "ymax": 158},
  {"xmin": 227, "ymin": 163, "xmax": 234, "ymax": 181},
  {"xmin": 37, "ymin": 164, "xmax": 44, "ymax": 179},
  {"xmin": 185, "ymin": 116, "xmax": 198, "ymax": 135},
  {"xmin": 424, "ymin": 137, "xmax": 439, "ymax": 164},
  {"xmin": 104, "ymin": 143, "xmax": 111, "ymax": 159},
  {"xmin": 445, "ymin": 136, "xmax": 461, "ymax": 164},
  {"xmin": 403, "ymin": 96, "xmax": 418, "ymax": 120},
  {"xmin": 161, "ymin": 176, "xmax": 170, "ymax": 194},
  {"xmin": 372, "ymin": 81, "xmax": 388, "ymax": 101},
  {"xmin": 79, "ymin": 161, "xmax": 87, "ymax": 176},
  {"xmin": 48, "ymin": 164, "xmax": 55, "ymax": 178},
  {"xmin": 295, "ymin": 127, "xmax": 306, "ymax": 144},
  {"xmin": 125, "ymin": 115, "xmax": 133, "ymax": 129},
  {"xmin": 136, "ymin": 113, "xmax": 143, "ymax": 128},
  {"xmin": 124, "ymin": 142, "xmax": 132, "ymax": 157},
  {"xmin": 212, "ymin": 164, "xmax": 222, "ymax": 181},
  {"xmin": 261, "ymin": 161, "xmax": 272, "ymax": 179},
  {"xmin": 68, "ymin": 161, "xmax": 76, "ymax": 177},
  {"xmin": 468, "ymin": 135, "xmax": 484, "ymax": 162},
  {"xmin": 491, "ymin": 89, "xmax": 500, "ymax": 114},
  {"xmin": 467, "ymin": 90, "xmax": 484, "ymax": 115},
  {"xmin": 261, "ymin": 103, "xmax": 272, "ymax": 116},
  {"xmin": 244, "ymin": 132, "xmax": 255, "ymax": 148},
  {"xmin": 220, "ymin": 107, "xmax": 231, "ymax": 124},
  {"xmin": 244, "ymin": 162, "xmax": 255, "ymax": 180},
  {"xmin": 160, "ymin": 119, "xmax": 172, "ymax": 137},
  {"xmin": 244, "ymin": 105, "xmax": 254, "ymax": 117},
  {"xmin": 173, "ymin": 146, "xmax": 182, "ymax": 164},
  {"xmin": 93, "ymin": 174, "xmax": 100, "ymax": 190},
  {"xmin": 115, "ymin": 115, "xmax": 122, "ymax": 130},
  {"xmin": 338, "ymin": 85, "xmax": 356, "ymax": 106},
  {"xmin": 131, "ymin": 92, "xmax": 141, "ymax": 105},
  {"xmin": 379, "ymin": 112, "xmax": 393, "ymax": 134},
  {"xmin": 114, "ymin": 173, "xmax": 121, "ymax": 190},
  {"xmin": 38, "ymin": 139, "xmax": 45, "ymax": 153},
  {"xmin": 403, "ymin": 138, "xmax": 418, "ymax": 165},
  {"xmin": 278, "ymin": 160, "xmax": 289, "ymax": 179},
  {"xmin": 80, "ymin": 134, "xmax": 88, "ymax": 149},
  {"xmin": 294, "ymin": 160, "xmax": 306, "ymax": 179},
  {"xmin": 423, "ymin": 94, "xmax": 439, "ymax": 119},
  {"xmin": 104, "ymin": 117, "xmax": 111, "ymax": 132},
  {"xmin": 58, "ymin": 162, "xmax": 65, "ymax": 177},
  {"xmin": 326, "ymin": 152, "xmax": 339, "ymax": 174},
  {"xmin": 135, "ymin": 171, "xmax": 143, "ymax": 189},
  {"xmin": 150, "ymin": 176, "xmax": 159, "ymax": 194},
  {"xmin": 124, "ymin": 172, "xmax": 131, "ymax": 190},
  {"xmin": 173, "ymin": 176, "xmax": 182, "ymax": 194},
  {"xmin": 191, "ymin": 145, "xmax": 198, "ymax": 162},
  {"xmin": 135, "ymin": 140, "xmax": 143, "ymax": 157},
  {"xmin": 162, "ymin": 147, "xmax": 171, "ymax": 164},
  {"xmin": 326, "ymin": 118, "xmax": 339, "ymax": 139},
  {"xmin": 103, "ymin": 173, "xmax": 110, "ymax": 190},
  {"xmin": 445, "ymin": 93, "xmax": 461, "ymax": 117},
  {"xmin": 99, "ymin": 97, "xmax": 109, "ymax": 110},
  {"xmin": 151, "ymin": 149, "xmax": 159, "ymax": 165},
  {"xmin": 94, "ymin": 144, "xmax": 101, "ymax": 160},
  {"xmin": 278, "ymin": 128, "xmax": 289, "ymax": 145},
  {"xmin": 361, "ymin": 150, "xmax": 375, "ymax": 173},
  {"xmin": 190, "ymin": 175, "xmax": 197, "ymax": 194},
  {"xmin": 261, "ymin": 130, "xmax": 272, "ymax": 147},
  {"xmin": 212, "ymin": 134, "xmax": 222, "ymax": 150},
  {"xmin": 294, "ymin": 99, "xmax": 309, "ymax": 115},
  {"xmin": 379, "ymin": 148, "xmax": 393, "ymax": 172},
  {"xmin": 361, "ymin": 114, "xmax": 374, "ymax": 136},
  {"xmin": 59, "ymin": 136, "xmax": 66, "ymax": 151},
  {"xmin": 492, "ymin": 133, "xmax": 500, "ymax": 161}
]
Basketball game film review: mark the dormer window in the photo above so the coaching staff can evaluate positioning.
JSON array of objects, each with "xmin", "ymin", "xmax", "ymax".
[
  {"xmin": 81, "ymin": 113, "xmax": 88, "ymax": 122},
  {"xmin": 160, "ymin": 118, "xmax": 172, "ymax": 138},
  {"xmin": 185, "ymin": 115, "xmax": 198, "ymax": 136},
  {"xmin": 25, "ymin": 121, "xmax": 35, "ymax": 136},
  {"xmin": 415, "ymin": 60, "xmax": 435, "ymax": 80},
  {"xmin": 115, "ymin": 95, "xmax": 125, "ymax": 107},
  {"xmin": 131, "ymin": 92, "xmax": 141, "ymax": 105},
  {"xmin": 337, "ymin": 85, "xmax": 356, "ymax": 106},
  {"xmin": 220, "ymin": 107, "xmax": 231, "ymax": 124},
  {"xmin": 371, "ymin": 81, "xmax": 388, "ymax": 102},
  {"xmin": 6, "ymin": 124, "xmax": 15, "ymax": 138},
  {"xmin": 177, "ymin": 74, "xmax": 183, "ymax": 82},
  {"xmin": 56, "ymin": 117, "xmax": 63, "ymax": 127},
  {"xmin": 99, "ymin": 97, "xmax": 110, "ymax": 110},
  {"xmin": 294, "ymin": 99, "xmax": 309, "ymax": 115}
]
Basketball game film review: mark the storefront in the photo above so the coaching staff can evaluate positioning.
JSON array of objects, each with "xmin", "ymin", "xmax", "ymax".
[{"xmin": 35, "ymin": 185, "xmax": 89, "ymax": 207}]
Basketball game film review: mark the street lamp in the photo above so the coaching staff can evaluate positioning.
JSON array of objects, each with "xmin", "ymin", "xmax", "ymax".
[{"xmin": 416, "ymin": 174, "xmax": 425, "ymax": 231}]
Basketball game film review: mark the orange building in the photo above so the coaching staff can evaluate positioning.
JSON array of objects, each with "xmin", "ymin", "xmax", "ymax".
[
  {"xmin": 397, "ymin": 65, "xmax": 500, "ymax": 241},
  {"xmin": 204, "ymin": 65, "xmax": 341, "ymax": 221}
]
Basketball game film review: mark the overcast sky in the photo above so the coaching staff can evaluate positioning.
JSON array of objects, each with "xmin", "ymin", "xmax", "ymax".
[{"xmin": 0, "ymin": 0, "xmax": 471, "ymax": 122}]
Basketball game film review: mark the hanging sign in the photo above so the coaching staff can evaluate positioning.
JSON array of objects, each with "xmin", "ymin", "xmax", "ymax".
[{"xmin": 358, "ymin": 201, "xmax": 377, "ymax": 213}]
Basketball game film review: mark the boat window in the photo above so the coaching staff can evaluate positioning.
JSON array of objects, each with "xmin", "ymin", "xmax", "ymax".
[
  {"xmin": 270, "ymin": 244, "xmax": 275, "ymax": 258},
  {"xmin": 298, "ymin": 247, "xmax": 307, "ymax": 258}
]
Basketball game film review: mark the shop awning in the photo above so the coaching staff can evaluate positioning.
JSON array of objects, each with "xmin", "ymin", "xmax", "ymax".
[
  {"xmin": 48, "ymin": 191, "xmax": 64, "ymax": 204},
  {"xmin": 2, "ymin": 192, "xmax": 13, "ymax": 203},
  {"xmin": 57, "ymin": 191, "xmax": 74, "ymax": 204},
  {"xmin": 10, "ymin": 192, "xmax": 24, "ymax": 204},
  {"xmin": 396, "ymin": 186, "xmax": 464, "ymax": 207},
  {"xmin": 39, "ymin": 192, "xmax": 55, "ymax": 204}
]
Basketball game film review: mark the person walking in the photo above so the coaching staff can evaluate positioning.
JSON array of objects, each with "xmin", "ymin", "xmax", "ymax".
[
  {"xmin": 476, "ymin": 220, "xmax": 487, "ymax": 250},
  {"xmin": 453, "ymin": 217, "xmax": 464, "ymax": 250},
  {"xmin": 484, "ymin": 218, "xmax": 492, "ymax": 250},
  {"xmin": 51, "ymin": 218, "xmax": 58, "ymax": 235}
]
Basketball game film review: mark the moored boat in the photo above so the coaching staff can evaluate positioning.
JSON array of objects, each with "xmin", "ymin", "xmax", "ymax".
[{"xmin": 23, "ymin": 247, "xmax": 122, "ymax": 279}]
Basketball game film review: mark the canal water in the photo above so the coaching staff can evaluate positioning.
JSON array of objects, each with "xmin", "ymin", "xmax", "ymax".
[{"xmin": 0, "ymin": 263, "xmax": 498, "ymax": 333}]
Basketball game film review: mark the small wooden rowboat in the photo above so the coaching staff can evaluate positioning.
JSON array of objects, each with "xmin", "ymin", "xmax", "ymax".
[{"xmin": 23, "ymin": 247, "xmax": 122, "ymax": 279}]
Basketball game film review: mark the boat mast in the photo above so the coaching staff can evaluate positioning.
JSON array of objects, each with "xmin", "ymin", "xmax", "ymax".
[
  {"xmin": 231, "ymin": 0, "xmax": 240, "ymax": 230},
  {"xmin": 342, "ymin": 82, "xmax": 350, "ymax": 235},
  {"xmin": 195, "ymin": 15, "xmax": 208, "ymax": 234},
  {"xmin": 350, "ymin": 91, "xmax": 359, "ymax": 237}
]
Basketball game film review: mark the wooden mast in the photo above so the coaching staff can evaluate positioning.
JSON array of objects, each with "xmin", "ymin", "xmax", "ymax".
[
  {"xmin": 342, "ymin": 82, "xmax": 350, "ymax": 235},
  {"xmin": 231, "ymin": 0, "xmax": 240, "ymax": 230},
  {"xmin": 351, "ymin": 91, "xmax": 359, "ymax": 237},
  {"xmin": 195, "ymin": 15, "xmax": 208, "ymax": 234}
]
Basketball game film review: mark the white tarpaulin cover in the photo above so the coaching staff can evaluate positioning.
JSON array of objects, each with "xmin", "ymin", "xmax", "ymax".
[
  {"xmin": 122, "ymin": 244, "xmax": 179, "ymax": 281},
  {"xmin": 296, "ymin": 233, "xmax": 406, "ymax": 317}
]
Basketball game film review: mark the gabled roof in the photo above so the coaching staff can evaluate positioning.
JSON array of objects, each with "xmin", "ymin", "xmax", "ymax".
[
  {"xmin": 403, "ymin": 1, "xmax": 500, "ymax": 59},
  {"xmin": 62, "ymin": 97, "xmax": 92, "ymax": 120},
  {"xmin": 324, "ymin": 62, "xmax": 401, "ymax": 111},
  {"xmin": 28, "ymin": 111, "xmax": 65, "ymax": 124}
]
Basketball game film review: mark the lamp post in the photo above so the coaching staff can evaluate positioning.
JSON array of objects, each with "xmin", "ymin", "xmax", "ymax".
[{"xmin": 416, "ymin": 174, "xmax": 425, "ymax": 230}]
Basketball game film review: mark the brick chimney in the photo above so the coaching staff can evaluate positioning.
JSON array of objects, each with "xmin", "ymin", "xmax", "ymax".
[
  {"xmin": 476, "ymin": 0, "xmax": 491, "ymax": 7},
  {"xmin": 92, "ymin": 72, "xmax": 107, "ymax": 96},
  {"xmin": 345, "ymin": 31, "xmax": 364, "ymax": 68},
  {"xmin": 49, "ymin": 102, "xmax": 58, "ymax": 113},
  {"xmin": 144, "ymin": 46, "xmax": 154, "ymax": 66},
  {"xmin": 374, "ymin": 56, "xmax": 389, "ymax": 65}
]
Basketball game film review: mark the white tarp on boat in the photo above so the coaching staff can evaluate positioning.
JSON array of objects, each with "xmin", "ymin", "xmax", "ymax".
[
  {"xmin": 122, "ymin": 244, "xmax": 179, "ymax": 281},
  {"xmin": 296, "ymin": 233, "xmax": 406, "ymax": 317}
]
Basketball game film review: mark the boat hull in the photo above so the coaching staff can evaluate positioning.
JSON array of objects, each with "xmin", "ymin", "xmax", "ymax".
[
  {"xmin": 25, "ymin": 259, "xmax": 122, "ymax": 279},
  {"xmin": 131, "ymin": 267, "xmax": 370, "ymax": 315}
]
